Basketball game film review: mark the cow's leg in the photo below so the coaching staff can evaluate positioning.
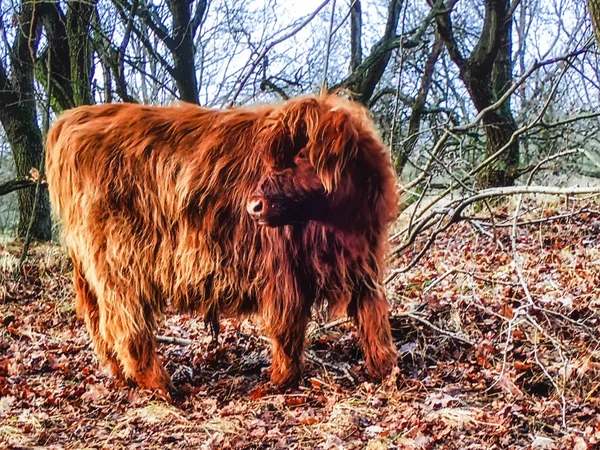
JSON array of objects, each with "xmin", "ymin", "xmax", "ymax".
[
  {"xmin": 98, "ymin": 288, "xmax": 173, "ymax": 395},
  {"xmin": 71, "ymin": 253, "xmax": 123, "ymax": 379},
  {"xmin": 264, "ymin": 303, "xmax": 312, "ymax": 389},
  {"xmin": 112, "ymin": 330, "xmax": 173, "ymax": 394},
  {"xmin": 349, "ymin": 287, "xmax": 397, "ymax": 380}
]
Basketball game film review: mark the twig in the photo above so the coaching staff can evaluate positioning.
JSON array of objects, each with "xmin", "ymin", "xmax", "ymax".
[
  {"xmin": 306, "ymin": 349, "xmax": 358, "ymax": 383},
  {"xmin": 453, "ymin": 269, "xmax": 519, "ymax": 287},
  {"xmin": 488, "ymin": 303, "xmax": 529, "ymax": 392},
  {"xmin": 394, "ymin": 46, "xmax": 589, "ymax": 241},
  {"xmin": 469, "ymin": 219, "xmax": 501, "ymax": 247},
  {"xmin": 259, "ymin": 336, "xmax": 358, "ymax": 383},
  {"xmin": 156, "ymin": 335, "xmax": 194, "ymax": 346},
  {"xmin": 533, "ymin": 329, "xmax": 568, "ymax": 430},
  {"xmin": 320, "ymin": 0, "xmax": 336, "ymax": 93},
  {"xmin": 472, "ymin": 207, "xmax": 593, "ymax": 228},
  {"xmin": 534, "ymin": 111, "xmax": 600, "ymax": 131},
  {"xmin": 517, "ymin": 149, "xmax": 579, "ymax": 181},
  {"xmin": 511, "ymin": 194, "xmax": 533, "ymax": 305},
  {"xmin": 387, "ymin": 185, "xmax": 600, "ymax": 283},
  {"xmin": 405, "ymin": 176, "xmax": 432, "ymax": 242},
  {"xmin": 388, "ymin": 0, "xmax": 409, "ymax": 151},
  {"xmin": 392, "ymin": 309, "xmax": 473, "ymax": 346},
  {"xmin": 308, "ymin": 317, "xmax": 351, "ymax": 340},
  {"xmin": 532, "ymin": 306, "xmax": 600, "ymax": 344},
  {"xmin": 229, "ymin": 0, "xmax": 330, "ymax": 106},
  {"xmin": 387, "ymin": 213, "xmax": 449, "ymax": 281},
  {"xmin": 422, "ymin": 268, "xmax": 457, "ymax": 294},
  {"xmin": 490, "ymin": 191, "xmax": 536, "ymax": 390},
  {"xmin": 330, "ymin": 0, "xmax": 357, "ymax": 37}
]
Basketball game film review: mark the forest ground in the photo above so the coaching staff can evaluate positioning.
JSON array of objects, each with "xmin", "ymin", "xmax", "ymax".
[{"xmin": 1, "ymin": 198, "xmax": 599, "ymax": 450}]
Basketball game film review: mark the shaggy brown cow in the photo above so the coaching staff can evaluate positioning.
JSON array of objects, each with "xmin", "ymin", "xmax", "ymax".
[{"xmin": 45, "ymin": 94, "xmax": 398, "ymax": 395}]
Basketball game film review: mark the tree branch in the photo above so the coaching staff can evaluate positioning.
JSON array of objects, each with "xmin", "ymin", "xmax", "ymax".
[
  {"xmin": 431, "ymin": 0, "xmax": 464, "ymax": 69},
  {"xmin": 229, "ymin": 0, "xmax": 330, "ymax": 106},
  {"xmin": 0, "ymin": 178, "xmax": 44, "ymax": 197},
  {"xmin": 387, "ymin": 185, "xmax": 600, "ymax": 281}
]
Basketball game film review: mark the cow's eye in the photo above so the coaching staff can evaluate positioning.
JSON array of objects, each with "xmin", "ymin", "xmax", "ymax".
[{"xmin": 296, "ymin": 150, "xmax": 308, "ymax": 160}]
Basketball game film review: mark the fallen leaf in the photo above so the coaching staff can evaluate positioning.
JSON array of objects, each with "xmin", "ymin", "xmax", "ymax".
[{"xmin": 285, "ymin": 394, "xmax": 307, "ymax": 407}]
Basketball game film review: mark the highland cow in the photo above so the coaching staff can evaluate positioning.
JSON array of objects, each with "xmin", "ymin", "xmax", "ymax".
[{"xmin": 45, "ymin": 95, "xmax": 398, "ymax": 395}]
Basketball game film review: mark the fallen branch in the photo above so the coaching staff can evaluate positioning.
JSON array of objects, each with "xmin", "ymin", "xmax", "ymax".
[
  {"xmin": 306, "ymin": 349, "xmax": 358, "ymax": 383},
  {"xmin": 308, "ymin": 317, "xmax": 351, "ymax": 340},
  {"xmin": 399, "ymin": 311, "xmax": 474, "ymax": 346},
  {"xmin": 387, "ymin": 185, "xmax": 600, "ymax": 283},
  {"xmin": 392, "ymin": 46, "xmax": 591, "ymax": 247},
  {"xmin": 454, "ymin": 269, "xmax": 519, "ymax": 287},
  {"xmin": 389, "ymin": 304, "xmax": 474, "ymax": 346},
  {"xmin": 421, "ymin": 268, "xmax": 457, "ymax": 294},
  {"xmin": 157, "ymin": 335, "xmax": 194, "ymax": 346},
  {"xmin": 472, "ymin": 207, "xmax": 595, "ymax": 228}
]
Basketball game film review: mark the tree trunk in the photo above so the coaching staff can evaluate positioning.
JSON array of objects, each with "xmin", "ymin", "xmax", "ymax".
[
  {"xmin": 355, "ymin": 0, "xmax": 403, "ymax": 104},
  {"xmin": 434, "ymin": 0, "xmax": 518, "ymax": 188},
  {"xmin": 396, "ymin": 37, "xmax": 443, "ymax": 175},
  {"xmin": 350, "ymin": 0, "xmax": 362, "ymax": 73},
  {"xmin": 0, "ymin": 0, "xmax": 52, "ymax": 241},
  {"xmin": 483, "ymin": 0, "xmax": 519, "ymax": 188},
  {"xmin": 168, "ymin": 0, "xmax": 199, "ymax": 104},
  {"xmin": 0, "ymin": 105, "xmax": 52, "ymax": 241},
  {"xmin": 115, "ymin": 0, "xmax": 200, "ymax": 104},
  {"xmin": 588, "ymin": 0, "xmax": 600, "ymax": 47},
  {"xmin": 479, "ymin": 112, "xmax": 519, "ymax": 187},
  {"xmin": 334, "ymin": 0, "xmax": 403, "ymax": 105},
  {"xmin": 67, "ymin": 1, "xmax": 95, "ymax": 106}
]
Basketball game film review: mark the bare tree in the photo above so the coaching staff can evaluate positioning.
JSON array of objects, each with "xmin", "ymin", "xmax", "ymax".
[
  {"xmin": 0, "ymin": 0, "xmax": 51, "ymax": 240},
  {"xmin": 112, "ymin": 0, "xmax": 207, "ymax": 104},
  {"xmin": 432, "ymin": 0, "xmax": 520, "ymax": 188},
  {"xmin": 346, "ymin": 0, "xmax": 404, "ymax": 104},
  {"xmin": 36, "ymin": 0, "xmax": 96, "ymax": 112},
  {"xmin": 0, "ymin": 0, "xmax": 598, "ymax": 243},
  {"xmin": 395, "ymin": 35, "xmax": 444, "ymax": 174}
]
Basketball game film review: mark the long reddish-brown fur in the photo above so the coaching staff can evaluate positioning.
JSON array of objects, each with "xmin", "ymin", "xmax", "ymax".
[{"xmin": 45, "ymin": 94, "xmax": 398, "ymax": 394}]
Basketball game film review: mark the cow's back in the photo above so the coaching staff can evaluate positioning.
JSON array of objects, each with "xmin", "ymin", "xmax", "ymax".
[{"xmin": 46, "ymin": 102, "xmax": 266, "ymax": 316}]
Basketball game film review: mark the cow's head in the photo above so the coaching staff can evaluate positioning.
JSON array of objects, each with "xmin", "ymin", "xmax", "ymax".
[
  {"xmin": 247, "ymin": 96, "xmax": 367, "ymax": 227},
  {"xmin": 247, "ymin": 95, "xmax": 397, "ymax": 231}
]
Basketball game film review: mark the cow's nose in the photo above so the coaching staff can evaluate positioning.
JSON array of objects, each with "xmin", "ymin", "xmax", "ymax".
[{"xmin": 247, "ymin": 196, "xmax": 266, "ymax": 219}]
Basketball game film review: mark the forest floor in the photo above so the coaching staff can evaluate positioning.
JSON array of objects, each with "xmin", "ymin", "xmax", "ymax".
[{"xmin": 1, "ymin": 199, "xmax": 600, "ymax": 450}]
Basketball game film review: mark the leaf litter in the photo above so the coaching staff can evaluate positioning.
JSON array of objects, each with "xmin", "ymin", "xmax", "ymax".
[{"xmin": 1, "ymin": 199, "xmax": 599, "ymax": 449}]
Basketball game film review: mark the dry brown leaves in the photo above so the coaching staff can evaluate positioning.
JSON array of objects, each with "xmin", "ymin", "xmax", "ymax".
[{"xmin": 1, "ymin": 200, "xmax": 599, "ymax": 449}]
